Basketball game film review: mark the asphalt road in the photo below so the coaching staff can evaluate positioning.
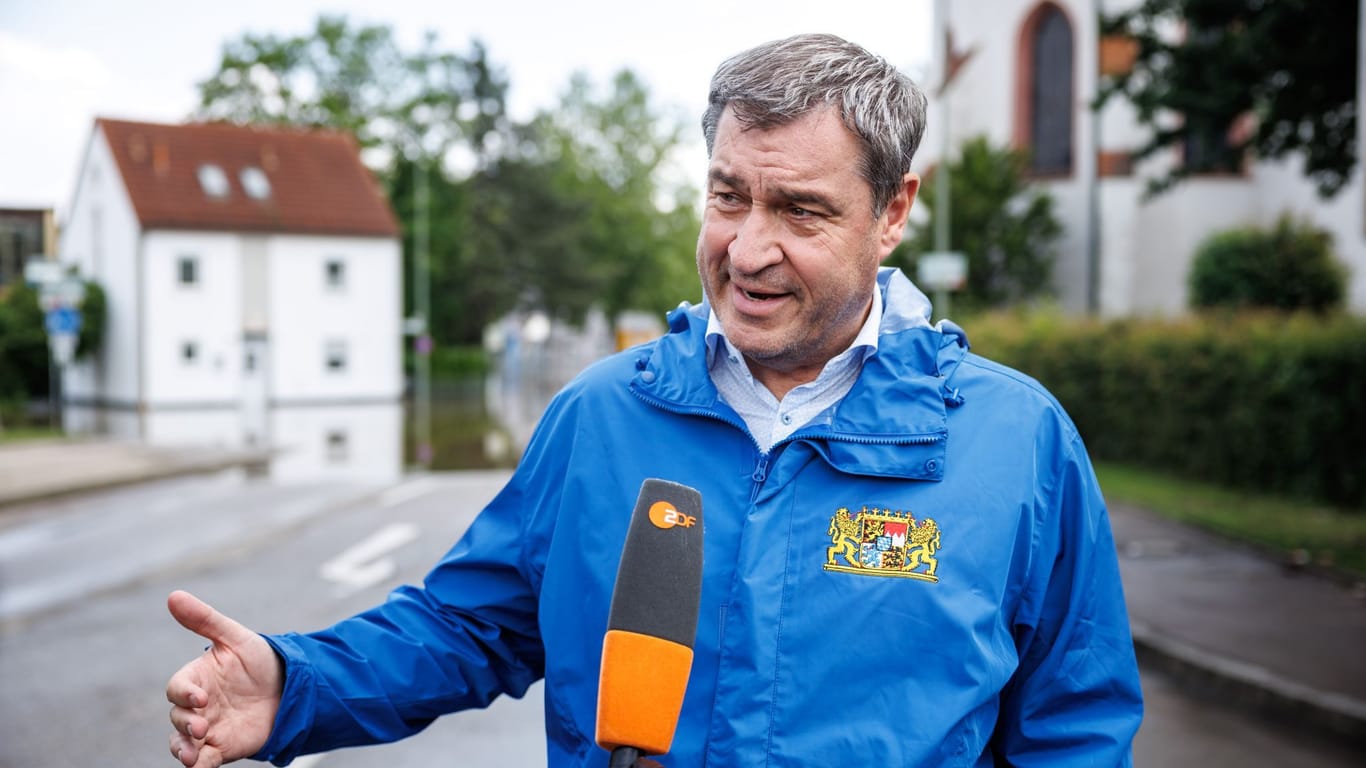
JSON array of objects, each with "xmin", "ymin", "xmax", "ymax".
[{"xmin": 0, "ymin": 470, "xmax": 1360, "ymax": 767}]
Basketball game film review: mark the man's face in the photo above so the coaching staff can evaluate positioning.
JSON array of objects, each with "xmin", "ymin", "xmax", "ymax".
[{"xmin": 696, "ymin": 106, "xmax": 917, "ymax": 395}]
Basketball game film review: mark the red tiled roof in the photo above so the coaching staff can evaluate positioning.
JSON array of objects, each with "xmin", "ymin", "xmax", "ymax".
[{"xmin": 96, "ymin": 118, "xmax": 400, "ymax": 238}]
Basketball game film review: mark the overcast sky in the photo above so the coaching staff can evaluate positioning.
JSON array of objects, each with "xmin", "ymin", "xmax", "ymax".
[{"xmin": 0, "ymin": 0, "xmax": 934, "ymax": 218}]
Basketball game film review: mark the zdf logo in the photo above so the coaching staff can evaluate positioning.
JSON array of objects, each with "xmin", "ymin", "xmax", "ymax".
[{"xmin": 648, "ymin": 500, "xmax": 697, "ymax": 529}]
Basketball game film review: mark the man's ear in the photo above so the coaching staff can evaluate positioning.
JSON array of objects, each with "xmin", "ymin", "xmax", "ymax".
[{"xmin": 878, "ymin": 172, "xmax": 921, "ymax": 259}]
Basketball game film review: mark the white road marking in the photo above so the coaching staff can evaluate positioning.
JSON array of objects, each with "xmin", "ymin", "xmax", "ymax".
[
  {"xmin": 292, "ymin": 754, "xmax": 326, "ymax": 768},
  {"xmin": 320, "ymin": 522, "xmax": 420, "ymax": 595}
]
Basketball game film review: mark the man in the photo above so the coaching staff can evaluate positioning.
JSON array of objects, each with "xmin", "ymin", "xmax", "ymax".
[{"xmin": 168, "ymin": 33, "xmax": 1143, "ymax": 767}]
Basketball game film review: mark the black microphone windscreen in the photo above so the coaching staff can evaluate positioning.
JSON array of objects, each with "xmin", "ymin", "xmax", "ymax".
[{"xmin": 606, "ymin": 478, "xmax": 704, "ymax": 648}]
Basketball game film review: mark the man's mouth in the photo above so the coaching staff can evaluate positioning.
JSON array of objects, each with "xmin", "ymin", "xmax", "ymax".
[{"xmin": 740, "ymin": 287, "xmax": 785, "ymax": 301}]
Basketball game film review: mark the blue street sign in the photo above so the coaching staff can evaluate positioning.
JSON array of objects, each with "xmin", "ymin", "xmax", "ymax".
[{"xmin": 45, "ymin": 306, "xmax": 82, "ymax": 335}]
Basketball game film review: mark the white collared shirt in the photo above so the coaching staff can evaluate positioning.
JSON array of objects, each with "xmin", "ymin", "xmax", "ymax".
[{"xmin": 705, "ymin": 288, "xmax": 882, "ymax": 453}]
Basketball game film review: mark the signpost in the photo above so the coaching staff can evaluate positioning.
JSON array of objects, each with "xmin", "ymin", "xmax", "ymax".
[
  {"xmin": 917, "ymin": 250, "xmax": 968, "ymax": 321},
  {"xmin": 25, "ymin": 260, "xmax": 86, "ymax": 428},
  {"xmin": 44, "ymin": 305, "xmax": 82, "ymax": 366}
]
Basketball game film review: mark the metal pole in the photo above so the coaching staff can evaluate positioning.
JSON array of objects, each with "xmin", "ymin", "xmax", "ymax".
[
  {"xmin": 48, "ymin": 357, "xmax": 57, "ymax": 431},
  {"xmin": 935, "ymin": 70, "xmax": 953, "ymax": 319},
  {"xmin": 934, "ymin": 113, "xmax": 952, "ymax": 257},
  {"xmin": 933, "ymin": 0, "xmax": 954, "ymax": 323},
  {"xmin": 414, "ymin": 158, "xmax": 433, "ymax": 468},
  {"xmin": 1087, "ymin": 4, "xmax": 1104, "ymax": 314},
  {"xmin": 934, "ymin": 0, "xmax": 952, "ymax": 259}
]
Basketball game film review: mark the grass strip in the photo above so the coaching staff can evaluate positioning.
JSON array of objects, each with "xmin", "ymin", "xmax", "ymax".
[
  {"xmin": 0, "ymin": 426, "xmax": 62, "ymax": 443},
  {"xmin": 1095, "ymin": 461, "xmax": 1366, "ymax": 580}
]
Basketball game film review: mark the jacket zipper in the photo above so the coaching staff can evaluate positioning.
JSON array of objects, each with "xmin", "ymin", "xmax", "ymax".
[
  {"xmin": 817, "ymin": 432, "xmax": 945, "ymax": 447},
  {"xmin": 630, "ymin": 387, "xmax": 762, "ymax": 451},
  {"xmin": 749, "ymin": 456, "xmax": 769, "ymax": 503}
]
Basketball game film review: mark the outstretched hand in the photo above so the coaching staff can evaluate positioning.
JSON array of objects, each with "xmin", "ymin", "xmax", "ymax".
[{"xmin": 165, "ymin": 590, "xmax": 282, "ymax": 767}]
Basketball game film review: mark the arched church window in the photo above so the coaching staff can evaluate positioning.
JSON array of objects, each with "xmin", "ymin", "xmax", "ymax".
[{"xmin": 1021, "ymin": 4, "xmax": 1074, "ymax": 175}]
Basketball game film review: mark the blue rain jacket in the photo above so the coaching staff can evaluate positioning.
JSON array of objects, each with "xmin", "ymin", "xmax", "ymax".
[{"xmin": 257, "ymin": 268, "xmax": 1143, "ymax": 766}]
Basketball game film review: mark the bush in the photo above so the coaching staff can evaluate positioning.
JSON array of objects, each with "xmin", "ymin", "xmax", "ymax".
[
  {"xmin": 0, "ymin": 284, "xmax": 49, "ymax": 402},
  {"xmin": 1188, "ymin": 214, "xmax": 1348, "ymax": 312},
  {"xmin": 968, "ymin": 309, "xmax": 1366, "ymax": 509},
  {"xmin": 76, "ymin": 280, "xmax": 106, "ymax": 359},
  {"xmin": 0, "ymin": 278, "xmax": 107, "ymax": 414},
  {"xmin": 890, "ymin": 135, "xmax": 1063, "ymax": 311},
  {"xmin": 408, "ymin": 344, "xmax": 491, "ymax": 381}
]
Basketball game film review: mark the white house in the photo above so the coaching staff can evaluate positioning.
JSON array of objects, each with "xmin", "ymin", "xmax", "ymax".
[
  {"xmin": 924, "ymin": 0, "xmax": 1366, "ymax": 316},
  {"xmin": 58, "ymin": 118, "xmax": 404, "ymax": 481}
]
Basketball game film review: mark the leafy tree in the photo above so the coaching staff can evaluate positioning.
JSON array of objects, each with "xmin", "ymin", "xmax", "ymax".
[
  {"xmin": 1189, "ymin": 214, "xmax": 1348, "ymax": 312},
  {"xmin": 386, "ymin": 156, "xmax": 490, "ymax": 346},
  {"xmin": 1098, "ymin": 0, "xmax": 1358, "ymax": 198},
  {"xmin": 0, "ymin": 279, "xmax": 106, "ymax": 412},
  {"xmin": 76, "ymin": 280, "xmax": 106, "ymax": 359},
  {"xmin": 195, "ymin": 16, "xmax": 507, "ymax": 167},
  {"xmin": 892, "ymin": 136, "xmax": 1061, "ymax": 311},
  {"xmin": 478, "ymin": 71, "xmax": 700, "ymax": 327},
  {"xmin": 0, "ymin": 284, "xmax": 48, "ymax": 404},
  {"xmin": 195, "ymin": 17, "xmax": 511, "ymax": 346},
  {"xmin": 197, "ymin": 18, "xmax": 699, "ymax": 346}
]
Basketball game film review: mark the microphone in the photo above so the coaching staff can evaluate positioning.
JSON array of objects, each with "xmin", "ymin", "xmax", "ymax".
[{"xmin": 596, "ymin": 478, "xmax": 704, "ymax": 766}]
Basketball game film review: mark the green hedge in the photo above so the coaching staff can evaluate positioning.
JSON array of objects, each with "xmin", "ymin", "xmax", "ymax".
[
  {"xmin": 967, "ymin": 310, "xmax": 1366, "ymax": 510},
  {"xmin": 405, "ymin": 344, "xmax": 492, "ymax": 381}
]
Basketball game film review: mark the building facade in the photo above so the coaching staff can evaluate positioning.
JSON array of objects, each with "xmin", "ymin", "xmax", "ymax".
[
  {"xmin": 0, "ymin": 207, "xmax": 56, "ymax": 289},
  {"xmin": 925, "ymin": 0, "xmax": 1366, "ymax": 315},
  {"xmin": 59, "ymin": 118, "xmax": 404, "ymax": 481}
]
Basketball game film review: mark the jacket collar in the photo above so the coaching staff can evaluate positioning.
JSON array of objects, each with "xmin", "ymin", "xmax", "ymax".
[{"xmin": 632, "ymin": 269, "xmax": 963, "ymax": 479}]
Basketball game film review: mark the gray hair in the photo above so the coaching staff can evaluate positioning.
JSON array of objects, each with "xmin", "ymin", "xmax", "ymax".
[{"xmin": 702, "ymin": 33, "xmax": 928, "ymax": 216}]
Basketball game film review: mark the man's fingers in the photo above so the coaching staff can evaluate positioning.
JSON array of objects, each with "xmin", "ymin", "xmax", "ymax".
[
  {"xmin": 169, "ymin": 705, "xmax": 204, "ymax": 739},
  {"xmin": 168, "ymin": 590, "xmax": 253, "ymax": 648},
  {"xmin": 167, "ymin": 666, "xmax": 207, "ymax": 708},
  {"xmin": 170, "ymin": 737, "xmax": 223, "ymax": 768},
  {"xmin": 170, "ymin": 733, "xmax": 194, "ymax": 766}
]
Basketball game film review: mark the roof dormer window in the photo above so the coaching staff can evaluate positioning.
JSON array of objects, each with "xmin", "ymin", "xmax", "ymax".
[
  {"xmin": 240, "ymin": 166, "xmax": 272, "ymax": 200},
  {"xmin": 197, "ymin": 164, "xmax": 230, "ymax": 199}
]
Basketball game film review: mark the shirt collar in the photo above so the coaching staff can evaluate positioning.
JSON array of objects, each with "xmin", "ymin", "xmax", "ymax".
[{"xmin": 704, "ymin": 285, "xmax": 883, "ymax": 369}]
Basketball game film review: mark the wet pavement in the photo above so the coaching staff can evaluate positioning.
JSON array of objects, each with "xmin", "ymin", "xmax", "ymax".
[
  {"xmin": 1111, "ymin": 502, "xmax": 1366, "ymax": 747},
  {"xmin": 2, "ymin": 438, "xmax": 1364, "ymax": 752}
]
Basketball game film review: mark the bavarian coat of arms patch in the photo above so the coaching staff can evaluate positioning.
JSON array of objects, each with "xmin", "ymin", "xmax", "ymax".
[{"xmin": 824, "ymin": 506, "xmax": 941, "ymax": 582}]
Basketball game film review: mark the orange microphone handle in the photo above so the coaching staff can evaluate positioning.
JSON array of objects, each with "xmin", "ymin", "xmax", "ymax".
[{"xmin": 594, "ymin": 629, "xmax": 694, "ymax": 756}]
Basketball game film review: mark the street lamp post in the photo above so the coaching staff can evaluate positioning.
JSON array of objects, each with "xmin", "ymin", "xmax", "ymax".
[{"xmin": 413, "ymin": 158, "xmax": 433, "ymax": 468}]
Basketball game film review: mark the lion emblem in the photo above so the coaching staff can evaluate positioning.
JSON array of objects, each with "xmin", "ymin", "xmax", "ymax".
[
  {"xmin": 904, "ymin": 518, "xmax": 940, "ymax": 576},
  {"xmin": 826, "ymin": 507, "xmax": 861, "ymax": 566}
]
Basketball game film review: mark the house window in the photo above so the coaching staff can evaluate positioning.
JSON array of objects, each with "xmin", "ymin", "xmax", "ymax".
[
  {"xmin": 325, "ymin": 258, "xmax": 346, "ymax": 290},
  {"xmin": 240, "ymin": 166, "xmax": 272, "ymax": 200},
  {"xmin": 197, "ymin": 164, "xmax": 231, "ymax": 199},
  {"xmin": 325, "ymin": 339, "xmax": 348, "ymax": 373},
  {"xmin": 326, "ymin": 430, "xmax": 349, "ymax": 462},
  {"xmin": 181, "ymin": 340, "xmax": 199, "ymax": 365},
  {"xmin": 1018, "ymin": 3, "xmax": 1075, "ymax": 175},
  {"xmin": 178, "ymin": 256, "xmax": 198, "ymax": 286}
]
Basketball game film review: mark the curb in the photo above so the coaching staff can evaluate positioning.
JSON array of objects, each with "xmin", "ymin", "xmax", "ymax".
[
  {"xmin": 1132, "ymin": 620, "xmax": 1366, "ymax": 750},
  {"xmin": 0, "ymin": 450, "xmax": 273, "ymax": 510}
]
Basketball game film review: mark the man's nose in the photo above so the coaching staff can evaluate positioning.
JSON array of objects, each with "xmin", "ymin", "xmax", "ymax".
[{"xmin": 727, "ymin": 210, "xmax": 783, "ymax": 273}]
